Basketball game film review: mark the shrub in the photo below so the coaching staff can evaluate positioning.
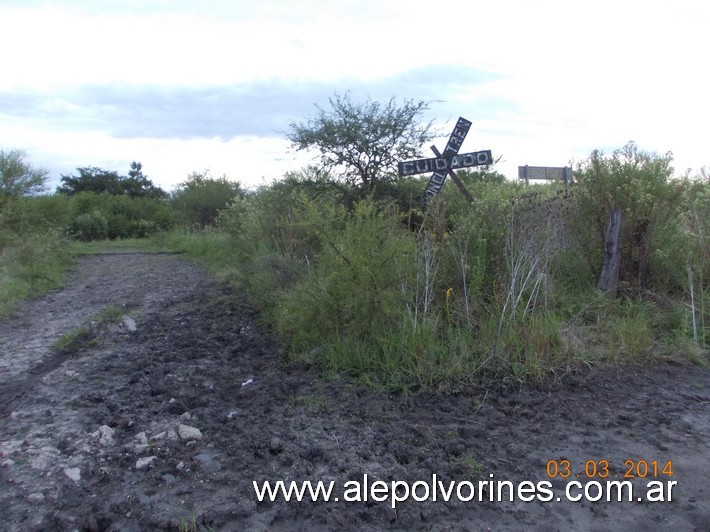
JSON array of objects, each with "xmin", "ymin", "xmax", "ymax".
[
  {"xmin": 574, "ymin": 142, "xmax": 685, "ymax": 290},
  {"xmin": 171, "ymin": 172, "xmax": 242, "ymax": 228},
  {"xmin": 68, "ymin": 210, "xmax": 109, "ymax": 241}
]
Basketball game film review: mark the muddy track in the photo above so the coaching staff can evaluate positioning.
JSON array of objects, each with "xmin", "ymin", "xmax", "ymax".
[{"xmin": 0, "ymin": 253, "xmax": 708, "ymax": 531}]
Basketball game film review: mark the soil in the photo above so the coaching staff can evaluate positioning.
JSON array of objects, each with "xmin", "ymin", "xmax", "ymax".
[{"xmin": 0, "ymin": 252, "xmax": 708, "ymax": 531}]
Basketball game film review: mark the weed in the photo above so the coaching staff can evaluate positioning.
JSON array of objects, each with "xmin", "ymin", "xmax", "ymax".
[
  {"xmin": 52, "ymin": 305, "xmax": 128, "ymax": 354},
  {"xmin": 53, "ymin": 326, "xmax": 95, "ymax": 354},
  {"xmin": 456, "ymin": 456, "xmax": 485, "ymax": 478}
]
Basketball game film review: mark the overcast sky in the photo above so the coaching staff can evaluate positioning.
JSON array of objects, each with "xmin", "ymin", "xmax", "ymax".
[{"xmin": 1, "ymin": 0, "xmax": 707, "ymax": 191}]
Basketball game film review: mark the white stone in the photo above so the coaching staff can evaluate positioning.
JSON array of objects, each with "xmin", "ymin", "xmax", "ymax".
[
  {"xmin": 151, "ymin": 431, "xmax": 166, "ymax": 441},
  {"xmin": 179, "ymin": 412, "xmax": 192, "ymax": 421},
  {"xmin": 177, "ymin": 424, "xmax": 203, "ymax": 440},
  {"xmin": 64, "ymin": 468, "xmax": 81, "ymax": 482},
  {"xmin": 65, "ymin": 370, "xmax": 79, "ymax": 378},
  {"xmin": 134, "ymin": 432, "xmax": 148, "ymax": 445},
  {"xmin": 136, "ymin": 456, "xmax": 156, "ymax": 469},
  {"xmin": 27, "ymin": 492, "xmax": 45, "ymax": 503},
  {"xmin": 134, "ymin": 444, "xmax": 150, "ymax": 454},
  {"xmin": 98, "ymin": 425, "xmax": 115, "ymax": 445},
  {"xmin": 122, "ymin": 316, "xmax": 137, "ymax": 332}
]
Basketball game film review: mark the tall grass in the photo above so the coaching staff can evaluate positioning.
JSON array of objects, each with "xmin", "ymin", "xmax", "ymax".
[{"xmin": 0, "ymin": 230, "xmax": 76, "ymax": 316}]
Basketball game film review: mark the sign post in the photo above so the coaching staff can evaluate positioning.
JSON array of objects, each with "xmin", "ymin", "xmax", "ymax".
[
  {"xmin": 397, "ymin": 117, "xmax": 493, "ymax": 205},
  {"xmin": 518, "ymin": 166, "xmax": 573, "ymax": 185}
]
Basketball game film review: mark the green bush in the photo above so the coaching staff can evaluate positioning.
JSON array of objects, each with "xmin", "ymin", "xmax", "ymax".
[
  {"xmin": 275, "ymin": 198, "xmax": 414, "ymax": 352},
  {"xmin": 574, "ymin": 142, "xmax": 684, "ymax": 290},
  {"xmin": 0, "ymin": 195, "xmax": 75, "ymax": 234},
  {"xmin": 70, "ymin": 191, "xmax": 173, "ymax": 239},
  {"xmin": 68, "ymin": 210, "xmax": 109, "ymax": 241},
  {"xmin": 171, "ymin": 172, "xmax": 242, "ymax": 228}
]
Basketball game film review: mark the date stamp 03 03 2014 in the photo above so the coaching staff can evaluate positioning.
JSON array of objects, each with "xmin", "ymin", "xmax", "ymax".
[{"xmin": 545, "ymin": 459, "xmax": 674, "ymax": 480}]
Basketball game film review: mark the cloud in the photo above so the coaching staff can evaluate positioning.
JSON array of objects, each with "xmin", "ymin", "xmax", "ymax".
[{"xmin": 0, "ymin": 65, "xmax": 503, "ymax": 141}]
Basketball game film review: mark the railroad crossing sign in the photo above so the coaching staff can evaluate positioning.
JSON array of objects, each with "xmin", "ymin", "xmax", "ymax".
[
  {"xmin": 397, "ymin": 117, "xmax": 493, "ymax": 204},
  {"xmin": 398, "ymin": 150, "xmax": 493, "ymax": 177}
]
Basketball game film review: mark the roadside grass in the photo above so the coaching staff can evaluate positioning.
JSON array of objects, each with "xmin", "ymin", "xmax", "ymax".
[
  {"xmin": 152, "ymin": 229, "xmax": 243, "ymax": 287},
  {"xmin": 0, "ymin": 232, "xmax": 175, "ymax": 318},
  {"xmin": 157, "ymin": 221, "xmax": 709, "ymax": 392},
  {"xmin": 74, "ymin": 237, "xmax": 169, "ymax": 254},
  {"xmin": 0, "ymin": 231, "xmax": 76, "ymax": 317},
  {"xmin": 52, "ymin": 304, "xmax": 129, "ymax": 355},
  {"xmin": 53, "ymin": 326, "xmax": 96, "ymax": 354}
]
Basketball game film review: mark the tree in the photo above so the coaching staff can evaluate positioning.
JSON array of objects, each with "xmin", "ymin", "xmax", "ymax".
[
  {"xmin": 57, "ymin": 167, "xmax": 124, "ymax": 196},
  {"xmin": 57, "ymin": 162, "xmax": 166, "ymax": 198},
  {"xmin": 124, "ymin": 162, "xmax": 167, "ymax": 199},
  {"xmin": 171, "ymin": 171, "xmax": 243, "ymax": 227},
  {"xmin": 0, "ymin": 149, "xmax": 49, "ymax": 202},
  {"xmin": 287, "ymin": 93, "xmax": 435, "ymax": 192}
]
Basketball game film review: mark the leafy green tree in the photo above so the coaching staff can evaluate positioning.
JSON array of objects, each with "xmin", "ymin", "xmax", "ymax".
[
  {"xmin": 171, "ymin": 171, "xmax": 243, "ymax": 227},
  {"xmin": 124, "ymin": 161, "xmax": 167, "ymax": 199},
  {"xmin": 0, "ymin": 149, "xmax": 49, "ymax": 202},
  {"xmin": 57, "ymin": 163, "xmax": 165, "ymax": 198},
  {"xmin": 287, "ymin": 93, "xmax": 435, "ymax": 192}
]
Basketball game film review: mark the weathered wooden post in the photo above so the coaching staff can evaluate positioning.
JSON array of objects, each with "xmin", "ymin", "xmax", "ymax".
[{"xmin": 598, "ymin": 209, "xmax": 624, "ymax": 296}]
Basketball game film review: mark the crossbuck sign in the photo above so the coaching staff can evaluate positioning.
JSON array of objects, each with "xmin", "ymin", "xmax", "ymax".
[{"xmin": 397, "ymin": 117, "xmax": 493, "ymax": 204}]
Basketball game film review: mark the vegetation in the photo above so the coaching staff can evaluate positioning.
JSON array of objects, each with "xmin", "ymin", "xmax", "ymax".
[
  {"xmin": 171, "ymin": 171, "xmax": 243, "ymax": 228},
  {"xmin": 0, "ymin": 149, "xmax": 49, "ymax": 203},
  {"xmin": 287, "ymin": 92, "xmax": 435, "ymax": 193},
  {"xmin": 57, "ymin": 162, "xmax": 166, "ymax": 199},
  {"xmin": 1, "ymin": 112, "xmax": 708, "ymax": 392}
]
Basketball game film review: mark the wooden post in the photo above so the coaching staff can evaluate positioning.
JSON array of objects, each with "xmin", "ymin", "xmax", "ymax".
[{"xmin": 598, "ymin": 209, "xmax": 624, "ymax": 296}]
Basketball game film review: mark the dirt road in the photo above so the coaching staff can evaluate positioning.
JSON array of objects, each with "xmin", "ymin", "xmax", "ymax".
[{"xmin": 0, "ymin": 252, "xmax": 708, "ymax": 531}]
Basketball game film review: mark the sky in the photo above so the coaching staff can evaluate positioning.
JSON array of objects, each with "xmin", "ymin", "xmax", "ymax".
[{"xmin": 1, "ymin": 0, "xmax": 707, "ymax": 192}]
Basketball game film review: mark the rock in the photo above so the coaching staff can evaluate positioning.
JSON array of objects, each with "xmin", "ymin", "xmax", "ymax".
[
  {"xmin": 176, "ymin": 461, "xmax": 185, "ymax": 471},
  {"xmin": 195, "ymin": 450, "xmax": 221, "ymax": 472},
  {"xmin": 64, "ymin": 468, "xmax": 81, "ymax": 482},
  {"xmin": 270, "ymin": 437, "xmax": 283, "ymax": 454},
  {"xmin": 177, "ymin": 424, "xmax": 202, "ymax": 440},
  {"xmin": 179, "ymin": 412, "xmax": 192, "ymax": 421},
  {"xmin": 227, "ymin": 410, "xmax": 239, "ymax": 419},
  {"xmin": 30, "ymin": 452, "xmax": 56, "ymax": 471},
  {"xmin": 241, "ymin": 377, "xmax": 254, "ymax": 387},
  {"xmin": 0, "ymin": 440, "xmax": 24, "ymax": 457},
  {"xmin": 9, "ymin": 411, "xmax": 20, "ymax": 420},
  {"xmin": 2, "ymin": 459, "xmax": 14, "ymax": 467},
  {"xmin": 151, "ymin": 431, "xmax": 166, "ymax": 441},
  {"xmin": 64, "ymin": 370, "xmax": 79, "ymax": 378},
  {"xmin": 136, "ymin": 456, "xmax": 156, "ymax": 469},
  {"xmin": 98, "ymin": 425, "xmax": 115, "ymax": 445},
  {"xmin": 134, "ymin": 432, "xmax": 148, "ymax": 445},
  {"xmin": 165, "ymin": 428, "xmax": 178, "ymax": 441},
  {"xmin": 27, "ymin": 492, "xmax": 45, "ymax": 503},
  {"xmin": 122, "ymin": 316, "xmax": 137, "ymax": 332},
  {"xmin": 134, "ymin": 444, "xmax": 150, "ymax": 454}
]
